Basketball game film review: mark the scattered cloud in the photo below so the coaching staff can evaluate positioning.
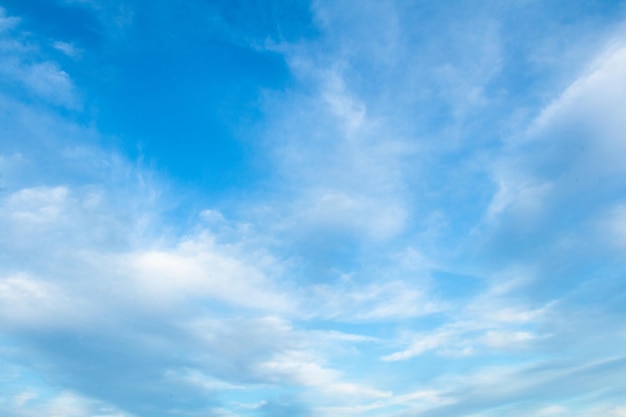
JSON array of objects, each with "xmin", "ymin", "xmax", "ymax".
[{"xmin": 2, "ymin": 1, "xmax": 626, "ymax": 416}]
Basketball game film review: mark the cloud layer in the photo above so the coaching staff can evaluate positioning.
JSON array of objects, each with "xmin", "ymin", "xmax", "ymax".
[{"xmin": 1, "ymin": 1, "xmax": 626, "ymax": 416}]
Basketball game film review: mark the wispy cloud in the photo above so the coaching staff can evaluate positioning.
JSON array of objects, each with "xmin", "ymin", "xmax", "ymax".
[{"xmin": 2, "ymin": 2, "xmax": 626, "ymax": 416}]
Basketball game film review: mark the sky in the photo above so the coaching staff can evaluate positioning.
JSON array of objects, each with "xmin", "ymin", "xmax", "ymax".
[{"xmin": 1, "ymin": 0, "xmax": 626, "ymax": 416}]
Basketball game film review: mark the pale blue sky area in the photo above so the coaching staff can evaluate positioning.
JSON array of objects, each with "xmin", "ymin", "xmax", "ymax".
[{"xmin": 1, "ymin": 1, "xmax": 626, "ymax": 416}]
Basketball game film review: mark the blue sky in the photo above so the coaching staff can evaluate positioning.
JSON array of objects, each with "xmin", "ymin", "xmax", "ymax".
[{"xmin": 1, "ymin": 0, "xmax": 626, "ymax": 416}]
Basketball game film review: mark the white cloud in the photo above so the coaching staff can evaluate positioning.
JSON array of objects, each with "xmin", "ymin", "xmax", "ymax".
[
  {"xmin": 119, "ymin": 235, "xmax": 293, "ymax": 312},
  {"xmin": 164, "ymin": 368, "xmax": 244, "ymax": 392},
  {"xmin": 23, "ymin": 63, "xmax": 78, "ymax": 108},
  {"xmin": 52, "ymin": 41, "xmax": 81, "ymax": 58},
  {"xmin": 380, "ymin": 266, "xmax": 556, "ymax": 361},
  {"xmin": 261, "ymin": 31, "xmax": 420, "ymax": 245},
  {"xmin": 200, "ymin": 208, "xmax": 226, "ymax": 224},
  {"xmin": 321, "ymin": 71, "xmax": 367, "ymax": 136},
  {"xmin": 382, "ymin": 330, "xmax": 452, "ymax": 361},
  {"xmin": 528, "ymin": 41, "xmax": 626, "ymax": 153},
  {"xmin": 0, "ymin": 56, "xmax": 79, "ymax": 109},
  {"xmin": 2, "ymin": 3, "xmax": 626, "ymax": 417},
  {"xmin": 4, "ymin": 186, "xmax": 69, "ymax": 224},
  {"xmin": 0, "ymin": 9, "xmax": 80, "ymax": 109},
  {"xmin": 3, "ymin": 388, "xmax": 137, "ymax": 417},
  {"xmin": 13, "ymin": 392, "xmax": 37, "ymax": 408},
  {"xmin": 0, "ymin": 274, "xmax": 86, "ymax": 327},
  {"xmin": 481, "ymin": 330, "xmax": 535, "ymax": 349},
  {"xmin": 308, "ymin": 278, "xmax": 443, "ymax": 322},
  {"xmin": 0, "ymin": 184, "xmax": 297, "ymax": 328},
  {"xmin": 0, "ymin": 7, "xmax": 19, "ymax": 32},
  {"xmin": 256, "ymin": 349, "xmax": 391, "ymax": 400},
  {"xmin": 486, "ymin": 41, "xmax": 626, "ymax": 238},
  {"xmin": 486, "ymin": 178, "xmax": 553, "ymax": 223},
  {"xmin": 319, "ymin": 387, "xmax": 452, "ymax": 417},
  {"xmin": 295, "ymin": 189, "xmax": 408, "ymax": 242}
]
